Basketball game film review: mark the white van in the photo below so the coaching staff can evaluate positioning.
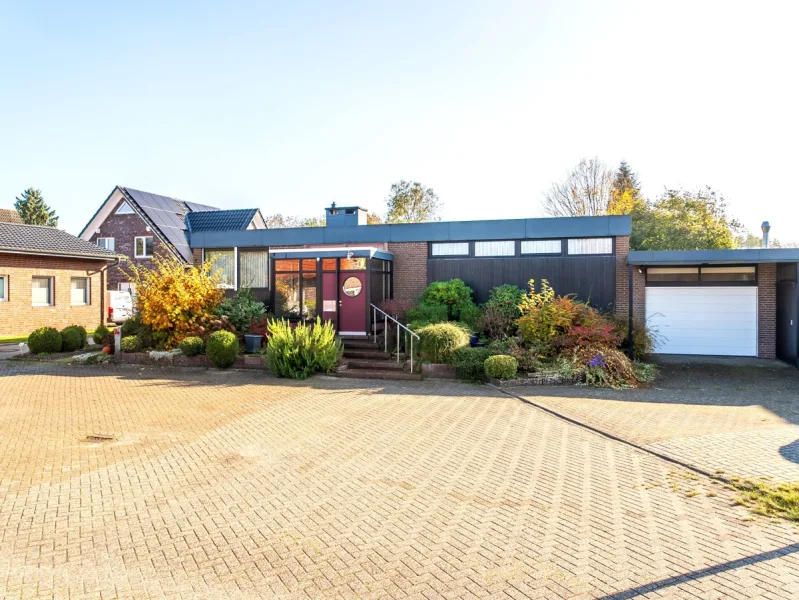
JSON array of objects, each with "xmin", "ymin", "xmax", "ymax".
[{"xmin": 105, "ymin": 291, "xmax": 133, "ymax": 324}]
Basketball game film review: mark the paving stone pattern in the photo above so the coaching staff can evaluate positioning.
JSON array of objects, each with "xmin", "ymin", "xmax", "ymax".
[
  {"xmin": 520, "ymin": 359, "xmax": 799, "ymax": 482},
  {"xmin": 0, "ymin": 363, "xmax": 798, "ymax": 599}
]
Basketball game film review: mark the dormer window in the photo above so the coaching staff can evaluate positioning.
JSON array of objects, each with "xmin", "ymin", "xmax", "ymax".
[{"xmin": 116, "ymin": 202, "xmax": 134, "ymax": 215}]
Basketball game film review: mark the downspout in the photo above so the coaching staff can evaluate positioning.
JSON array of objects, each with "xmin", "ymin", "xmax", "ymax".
[{"xmin": 628, "ymin": 264, "xmax": 634, "ymax": 359}]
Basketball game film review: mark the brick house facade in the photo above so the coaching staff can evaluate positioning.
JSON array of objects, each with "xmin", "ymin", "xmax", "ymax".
[
  {"xmin": 387, "ymin": 242, "xmax": 428, "ymax": 301},
  {"xmin": 86, "ymin": 195, "xmax": 173, "ymax": 291},
  {"xmin": 0, "ymin": 253, "xmax": 109, "ymax": 336}
]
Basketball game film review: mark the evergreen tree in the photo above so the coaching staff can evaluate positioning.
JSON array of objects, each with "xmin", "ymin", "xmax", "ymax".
[
  {"xmin": 607, "ymin": 161, "xmax": 643, "ymax": 215},
  {"xmin": 14, "ymin": 188, "xmax": 58, "ymax": 226}
]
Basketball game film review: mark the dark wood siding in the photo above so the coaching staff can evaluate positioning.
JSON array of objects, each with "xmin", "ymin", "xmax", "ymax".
[
  {"xmin": 776, "ymin": 262, "xmax": 798, "ymax": 367},
  {"xmin": 427, "ymin": 256, "xmax": 616, "ymax": 310}
]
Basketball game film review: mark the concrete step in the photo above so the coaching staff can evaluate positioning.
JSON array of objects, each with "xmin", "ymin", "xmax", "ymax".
[
  {"xmin": 341, "ymin": 340, "xmax": 382, "ymax": 350},
  {"xmin": 343, "ymin": 349, "xmax": 392, "ymax": 360},
  {"xmin": 335, "ymin": 369, "xmax": 422, "ymax": 381},
  {"xmin": 345, "ymin": 359, "xmax": 406, "ymax": 371}
]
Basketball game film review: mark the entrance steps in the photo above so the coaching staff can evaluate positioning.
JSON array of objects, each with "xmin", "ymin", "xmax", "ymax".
[{"xmin": 336, "ymin": 338, "xmax": 421, "ymax": 381}]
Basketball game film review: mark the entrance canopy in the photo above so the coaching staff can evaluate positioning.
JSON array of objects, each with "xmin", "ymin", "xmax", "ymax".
[{"xmin": 269, "ymin": 247, "xmax": 393, "ymax": 261}]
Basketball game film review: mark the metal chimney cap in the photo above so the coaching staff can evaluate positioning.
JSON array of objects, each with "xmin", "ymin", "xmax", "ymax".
[{"xmin": 761, "ymin": 221, "xmax": 771, "ymax": 233}]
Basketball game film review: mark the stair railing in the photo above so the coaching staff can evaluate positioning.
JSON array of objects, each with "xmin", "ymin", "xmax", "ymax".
[{"xmin": 371, "ymin": 303, "xmax": 420, "ymax": 373}]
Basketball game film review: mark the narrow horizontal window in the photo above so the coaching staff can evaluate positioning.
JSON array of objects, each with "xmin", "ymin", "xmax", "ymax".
[
  {"xmin": 239, "ymin": 251, "xmax": 269, "ymax": 288},
  {"xmin": 32, "ymin": 277, "xmax": 53, "ymax": 306},
  {"xmin": 646, "ymin": 267, "xmax": 700, "ymax": 283},
  {"xmin": 701, "ymin": 266, "xmax": 756, "ymax": 282},
  {"xmin": 431, "ymin": 242, "xmax": 469, "ymax": 256},
  {"xmin": 567, "ymin": 238, "xmax": 613, "ymax": 255},
  {"xmin": 96, "ymin": 237, "xmax": 115, "ymax": 251},
  {"xmin": 274, "ymin": 259, "xmax": 300, "ymax": 272},
  {"xmin": 71, "ymin": 277, "xmax": 89, "ymax": 305},
  {"xmin": 340, "ymin": 257, "xmax": 366, "ymax": 271},
  {"xmin": 205, "ymin": 249, "xmax": 235, "ymax": 288},
  {"xmin": 474, "ymin": 241, "xmax": 515, "ymax": 257},
  {"xmin": 0, "ymin": 275, "xmax": 7, "ymax": 301},
  {"xmin": 521, "ymin": 240, "xmax": 562, "ymax": 255}
]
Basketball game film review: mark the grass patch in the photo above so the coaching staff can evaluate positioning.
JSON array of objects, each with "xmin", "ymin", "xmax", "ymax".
[{"xmin": 729, "ymin": 478, "xmax": 799, "ymax": 521}]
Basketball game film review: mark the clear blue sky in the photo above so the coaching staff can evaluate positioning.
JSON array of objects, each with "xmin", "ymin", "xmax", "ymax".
[{"xmin": 1, "ymin": 1, "xmax": 797, "ymax": 242}]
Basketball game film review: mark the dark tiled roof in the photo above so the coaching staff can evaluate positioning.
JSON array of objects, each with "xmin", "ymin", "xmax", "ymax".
[
  {"xmin": 121, "ymin": 187, "xmax": 221, "ymax": 263},
  {"xmin": 0, "ymin": 208, "xmax": 23, "ymax": 224},
  {"xmin": 185, "ymin": 209, "xmax": 258, "ymax": 232},
  {"xmin": 0, "ymin": 222, "xmax": 119, "ymax": 259}
]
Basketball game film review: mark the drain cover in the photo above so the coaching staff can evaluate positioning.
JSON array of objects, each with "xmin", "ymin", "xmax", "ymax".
[{"xmin": 83, "ymin": 434, "xmax": 115, "ymax": 442}]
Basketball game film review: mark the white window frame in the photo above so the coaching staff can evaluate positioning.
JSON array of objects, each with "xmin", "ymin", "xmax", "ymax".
[
  {"xmin": 134, "ymin": 236, "xmax": 154, "ymax": 258},
  {"xmin": 567, "ymin": 237, "xmax": 613, "ymax": 255},
  {"xmin": 116, "ymin": 202, "xmax": 135, "ymax": 215},
  {"xmin": 31, "ymin": 276, "xmax": 54, "ymax": 307},
  {"xmin": 0, "ymin": 275, "xmax": 7, "ymax": 302},
  {"xmin": 474, "ymin": 240, "xmax": 515, "ymax": 257},
  {"xmin": 430, "ymin": 242, "xmax": 469, "ymax": 257},
  {"xmin": 70, "ymin": 277, "xmax": 90, "ymax": 306},
  {"xmin": 96, "ymin": 237, "xmax": 115, "ymax": 251},
  {"xmin": 521, "ymin": 240, "xmax": 562, "ymax": 255}
]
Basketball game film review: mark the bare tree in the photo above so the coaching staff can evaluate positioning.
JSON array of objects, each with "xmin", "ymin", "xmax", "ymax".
[{"xmin": 542, "ymin": 157, "xmax": 613, "ymax": 217}]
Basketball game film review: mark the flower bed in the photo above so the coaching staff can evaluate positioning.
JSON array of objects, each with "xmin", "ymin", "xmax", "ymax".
[{"xmin": 114, "ymin": 352, "xmax": 265, "ymax": 369}]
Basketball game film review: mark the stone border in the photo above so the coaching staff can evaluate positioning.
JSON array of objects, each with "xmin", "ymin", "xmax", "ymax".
[
  {"xmin": 114, "ymin": 352, "xmax": 266, "ymax": 370},
  {"xmin": 489, "ymin": 370, "xmax": 585, "ymax": 388}
]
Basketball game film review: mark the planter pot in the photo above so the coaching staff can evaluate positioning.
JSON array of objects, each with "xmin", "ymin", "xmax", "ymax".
[
  {"xmin": 244, "ymin": 334, "xmax": 263, "ymax": 354},
  {"xmin": 469, "ymin": 334, "xmax": 480, "ymax": 347}
]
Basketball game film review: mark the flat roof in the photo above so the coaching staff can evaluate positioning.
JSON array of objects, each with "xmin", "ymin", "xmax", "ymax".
[
  {"xmin": 190, "ymin": 215, "xmax": 632, "ymax": 249},
  {"xmin": 270, "ymin": 247, "xmax": 393, "ymax": 261},
  {"xmin": 628, "ymin": 248, "xmax": 799, "ymax": 265}
]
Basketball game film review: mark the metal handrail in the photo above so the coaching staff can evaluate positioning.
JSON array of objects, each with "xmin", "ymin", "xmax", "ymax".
[{"xmin": 371, "ymin": 303, "xmax": 420, "ymax": 373}]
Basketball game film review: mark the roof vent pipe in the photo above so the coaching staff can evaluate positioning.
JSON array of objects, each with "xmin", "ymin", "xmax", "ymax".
[{"xmin": 761, "ymin": 221, "xmax": 771, "ymax": 249}]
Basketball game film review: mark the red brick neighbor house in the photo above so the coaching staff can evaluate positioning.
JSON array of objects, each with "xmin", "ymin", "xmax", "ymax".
[
  {"xmin": 0, "ymin": 222, "xmax": 119, "ymax": 336},
  {"xmin": 0, "ymin": 208, "xmax": 23, "ymax": 224},
  {"xmin": 78, "ymin": 186, "xmax": 265, "ymax": 292}
]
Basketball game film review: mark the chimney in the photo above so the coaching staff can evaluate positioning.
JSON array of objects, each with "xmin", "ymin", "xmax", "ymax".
[
  {"xmin": 761, "ymin": 221, "xmax": 771, "ymax": 248},
  {"xmin": 325, "ymin": 203, "xmax": 368, "ymax": 227}
]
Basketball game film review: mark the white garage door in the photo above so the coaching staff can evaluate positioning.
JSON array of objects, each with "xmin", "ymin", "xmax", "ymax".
[{"xmin": 645, "ymin": 287, "xmax": 757, "ymax": 356}]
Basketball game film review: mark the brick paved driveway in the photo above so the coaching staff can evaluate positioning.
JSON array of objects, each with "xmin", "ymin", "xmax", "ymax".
[
  {"xmin": 519, "ymin": 357, "xmax": 799, "ymax": 482},
  {"xmin": 1, "ymin": 362, "xmax": 798, "ymax": 599}
]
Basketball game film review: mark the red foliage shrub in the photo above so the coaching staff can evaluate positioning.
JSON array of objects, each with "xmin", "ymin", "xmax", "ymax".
[{"xmin": 378, "ymin": 299, "xmax": 416, "ymax": 322}]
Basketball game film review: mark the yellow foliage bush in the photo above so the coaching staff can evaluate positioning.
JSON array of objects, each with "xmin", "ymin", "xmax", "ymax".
[{"xmin": 125, "ymin": 257, "xmax": 224, "ymax": 348}]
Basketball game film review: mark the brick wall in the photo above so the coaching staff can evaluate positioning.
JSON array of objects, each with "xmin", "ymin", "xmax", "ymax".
[
  {"xmin": 615, "ymin": 236, "xmax": 630, "ymax": 316},
  {"xmin": 758, "ymin": 263, "xmax": 777, "ymax": 359},
  {"xmin": 0, "ymin": 253, "xmax": 107, "ymax": 336},
  {"xmin": 387, "ymin": 242, "xmax": 428, "ymax": 301},
  {"xmin": 192, "ymin": 248, "xmax": 203, "ymax": 268},
  {"xmin": 88, "ymin": 197, "xmax": 176, "ymax": 290}
]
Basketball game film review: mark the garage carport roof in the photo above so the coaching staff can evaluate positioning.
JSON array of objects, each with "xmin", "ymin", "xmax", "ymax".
[{"xmin": 628, "ymin": 248, "xmax": 799, "ymax": 265}]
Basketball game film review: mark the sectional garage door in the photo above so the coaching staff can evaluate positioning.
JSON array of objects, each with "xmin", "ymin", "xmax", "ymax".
[{"xmin": 645, "ymin": 287, "xmax": 758, "ymax": 356}]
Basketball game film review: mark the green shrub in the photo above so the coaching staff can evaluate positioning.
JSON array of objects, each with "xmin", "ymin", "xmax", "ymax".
[
  {"xmin": 27, "ymin": 327, "xmax": 62, "ymax": 354},
  {"xmin": 417, "ymin": 322, "xmax": 470, "ymax": 363},
  {"xmin": 93, "ymin": 323, "xmax": 111, "ymax": 345},
  {"xmin": 448, "ymin": 347, "xmax": 491, "ymax": 382},
  {"xmin": 216, "ymin": 287, "xmax": 267, "ymax": 332},
  {"xmin": 60, "ymin": 326, "xmax": 86, "ymax": 352},
  {"xmin": 120, "ymin": 317, "xmax": 139, "ymax": 337},
  {"xmin": 265, "ymin": 317, "xmax": 342, "ymax": 379},
  {"xmin": 406, "ymin": 303, "xmax": 448, "ymax": 329},
  {"xmin": 206, "ymin": 330, "xmax": 239, "ymax": 368},
  {"xmin": 458, "ymin": 303, "xmax": 482, "ymax": 332},
  {"xmin": 484, "ymin": 355, "xmax": 518, "ymax": 380},
  {"xmin": 179, "ymin": 336, "xmax": 205, "ymax": 357},
  {"xmin": 419, "ymin": 279, "xmax": 475, "ymax": 320},
  {"xmin": 486, "ymin": 284, "xmax": 526, "ymax": 319},
  {"xmin": 120, "ymin": 335, "xmax": 141, "ymax": 353}
]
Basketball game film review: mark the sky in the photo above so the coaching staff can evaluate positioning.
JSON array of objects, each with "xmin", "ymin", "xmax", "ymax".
[{"xmin": 1, "ymin": 1, "xmax": 797, "ymax": 242}]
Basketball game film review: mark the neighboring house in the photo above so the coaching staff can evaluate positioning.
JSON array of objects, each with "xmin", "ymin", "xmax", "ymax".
[
  {"xmin": 0, "ymin": 208, "xmax": 23, "ymax": 224},
  {"xmin": 188, "ymin": 202, "xmax": 799, "ymax": 367},
  {"xmin": 78, "ymin": 186, "xmax": 265, "ymax": 292},
  {"xmin": 0, "ymin": 222, "xmax": 119, "ymax": 336}
]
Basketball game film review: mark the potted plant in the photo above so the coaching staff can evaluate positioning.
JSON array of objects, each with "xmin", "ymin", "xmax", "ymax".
[{"xmin": 244, "ymin": 316, "xmax": 270, "ymax": 353}]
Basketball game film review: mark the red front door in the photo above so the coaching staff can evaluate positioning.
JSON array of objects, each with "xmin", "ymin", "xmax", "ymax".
[{"xmin": 338, "ymin": 272, "xmax": 367, "ymax": 334}]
